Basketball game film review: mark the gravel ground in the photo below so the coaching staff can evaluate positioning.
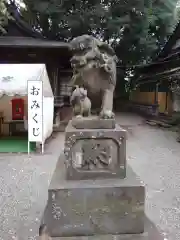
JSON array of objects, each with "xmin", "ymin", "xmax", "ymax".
[
  {"xmin": 0, "ymin": 113, "xmax": 180, "ymax": 240},
  {"xmin": 117, "ymin": 113, "xmax": 180, "ymax": 240},
  {"xmin": 0, "ymin": 133, "xmax": 65, "ymax": 240}
]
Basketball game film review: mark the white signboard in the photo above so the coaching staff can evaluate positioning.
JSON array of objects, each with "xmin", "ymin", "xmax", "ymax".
[{"xmin": 28, "ymin": 80, "xmax": 43, "ymax": 143}]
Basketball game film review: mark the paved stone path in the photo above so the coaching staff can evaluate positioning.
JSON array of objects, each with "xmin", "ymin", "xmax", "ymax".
[{"xmin": 0, "ymin": 113, "xmax": 180, "ymax": 240}]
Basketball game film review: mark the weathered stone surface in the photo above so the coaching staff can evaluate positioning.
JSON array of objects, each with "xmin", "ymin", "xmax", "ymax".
[
  {"xmin": 42, "ymin": 216, "xmax": 163, "ymax": 239},
  {"xmin": 41, "ymin": 155, "xmax": 145, "ymax": 237},
  {"xmin": 70, "ymin": 87, "xmax": 91, "ymax": 117},
  {"xmin": 71, "ymin": 116, "xmax": 116, "ymax": 129},
  {"xmin": 69, "ymin": 35, "xmax": 118, "ymax": 119},
  {"xmin": 64, "ymin": 121, "xmax": 126, "ymax": 180}
]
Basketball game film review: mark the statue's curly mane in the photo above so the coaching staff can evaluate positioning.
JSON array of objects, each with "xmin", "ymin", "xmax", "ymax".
[{"xmin": 70, "ymin": 35, "xmax": 118, "ymax": 88}]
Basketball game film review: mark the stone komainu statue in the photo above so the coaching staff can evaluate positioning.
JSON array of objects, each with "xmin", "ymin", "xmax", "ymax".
[{"xmin": 69, "ymin": 35, "xmax": 118, "ymax": 119}]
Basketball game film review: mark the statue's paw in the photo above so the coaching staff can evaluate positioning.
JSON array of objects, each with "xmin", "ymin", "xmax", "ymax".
[
  {"xmin": 75, "ymin": 114, "xmax": 83, "ymax": 118},
  {"xmin": 99, "ymin": 110, "xmax": 115, "ymax": 119}
]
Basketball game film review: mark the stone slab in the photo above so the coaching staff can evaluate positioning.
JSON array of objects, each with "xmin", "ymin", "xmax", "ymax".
[
  {"xmin": 71, "ymin": 116, "xmax": 116, "ymax": 129},
  {"xmin": 40, "ymin": 156, "xmax": 145, "ymax": 237},
  {"xmin": 43, "ymin": 216, "xmax": 163, "ymax": 240},
  {"xmin": 64, "ymin": 122, "xmax": 127, "ymax": 180}
]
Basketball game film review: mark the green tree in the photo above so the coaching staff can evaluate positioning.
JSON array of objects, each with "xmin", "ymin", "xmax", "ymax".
[
  {"xmin": 0, "ymin": 0, "xmax": 8, "ymax": 32},
  {"xmin": 174, "ymin": 0, "xmax": 180, "ymax": 20},
  {"xmin": 0, "ymin": 0, "xmax": 12, "ymax": 33},
  {"xmin": 115, "ymin": 0, "xmax": 178, "ymax": 66},
  {"xmin": 18, "ymin": 0, "xmax": 178, "ymax": 65}
]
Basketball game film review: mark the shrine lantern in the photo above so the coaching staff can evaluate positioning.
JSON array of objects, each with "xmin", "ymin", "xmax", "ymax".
[{"xmin": 11, "ymin": 98, "xmax": 25, "ymax": 120}]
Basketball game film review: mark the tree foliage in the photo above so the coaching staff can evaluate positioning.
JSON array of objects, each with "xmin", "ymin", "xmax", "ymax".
[
  {"xmin": 0, "ymin": 0, "xmax": 9, "ymax": 32},
  {"xmin": 175, "ymin": 0, "xmax": 180, "ymax": 20},
  {"xmin": 16, "ymin": 0, "xmax": 179, "ymax": 66}
]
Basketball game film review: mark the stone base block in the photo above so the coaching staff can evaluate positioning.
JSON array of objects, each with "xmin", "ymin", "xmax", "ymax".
[
  {"xmin": 40, "ymin": 156, "xmax": 145, "ymax": 237},
  {"xmin": 40, "ymin": 216, "xmax": 163, "ymax": 240}
]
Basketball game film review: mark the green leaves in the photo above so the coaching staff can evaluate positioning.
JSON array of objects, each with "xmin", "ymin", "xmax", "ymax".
[
  {"xmin": 15, "ymin": 0, "xmax": 179, "ymax": 65},
  {"xmin": 0, "ymin": 0, "xmax": 13, "ymax": 33}
]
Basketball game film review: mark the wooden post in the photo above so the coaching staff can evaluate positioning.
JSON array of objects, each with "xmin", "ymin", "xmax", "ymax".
[
  {"xmin": 154, "ymin": 82, "xmax": 159, "ymax": 116},
  {"xmin": 154, "ymin": 83, "xmax": 159, "ymax": 104}
]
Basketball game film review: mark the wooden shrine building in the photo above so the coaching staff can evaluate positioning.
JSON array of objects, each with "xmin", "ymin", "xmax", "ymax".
[
  {"xmin": 130, "ymin": 20, "xmax": 180, "ymax": 116},
  {"xmin": 0, "ymin": 3, "xmax": 73, "ymax": 110}
]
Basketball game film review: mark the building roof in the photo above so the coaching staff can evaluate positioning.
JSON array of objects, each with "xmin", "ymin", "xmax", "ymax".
[
  {"xmin": 131, "ymin": 20, "xmax": 180, "ymax": 87},
  {"xmin": 0, "ymin": 36, "xmax": 70, "ymax": 48},
  {"xmin": 157, "ymin": 21, "xmax": 180, "ymax": 60},
  {"xmin": 1, "ymin": 2, "xmax": 70, "ymax": 50},
  {"xmin": 4, "ymin": 2, "xmax": 44, "ymax": 39},
  {"xmin": 133, "ymin": 58, "xmax": 180, "ymax": 86},
  {"xmin": 0, "ymin": 3, "xmax": 71, "ymax": 66}
]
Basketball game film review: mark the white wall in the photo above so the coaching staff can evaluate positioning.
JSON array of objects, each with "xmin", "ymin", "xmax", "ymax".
[{"xmin": 42, "ymin": 96, "xmax": 54, "ymax": 141}]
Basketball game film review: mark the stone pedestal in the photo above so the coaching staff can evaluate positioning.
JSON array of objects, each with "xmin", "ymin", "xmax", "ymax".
[
  {"xmin": 40, "ymin": 118, "xmax": 162, "ymax": 239},
  {"xmin": 41, "ymin": 155, "xmax": 145, "ymax": 237},
  {"xmin": 64, "ymin": 120, "xmax": 126, "ymax": 180}
]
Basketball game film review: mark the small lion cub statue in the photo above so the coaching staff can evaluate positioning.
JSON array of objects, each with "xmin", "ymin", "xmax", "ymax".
[{"xmin": 70, "ymin": 86, "xmax": 91, "ymax": 117}]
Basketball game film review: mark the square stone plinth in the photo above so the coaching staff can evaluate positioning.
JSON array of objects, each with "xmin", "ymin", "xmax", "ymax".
[
  {"xmin": 64, "ymin": 121, "xmax": 127, "ymax": 180},
  {"xmin": 41, "ymin": 155, "xmax": 145, "ymax": 237}
]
